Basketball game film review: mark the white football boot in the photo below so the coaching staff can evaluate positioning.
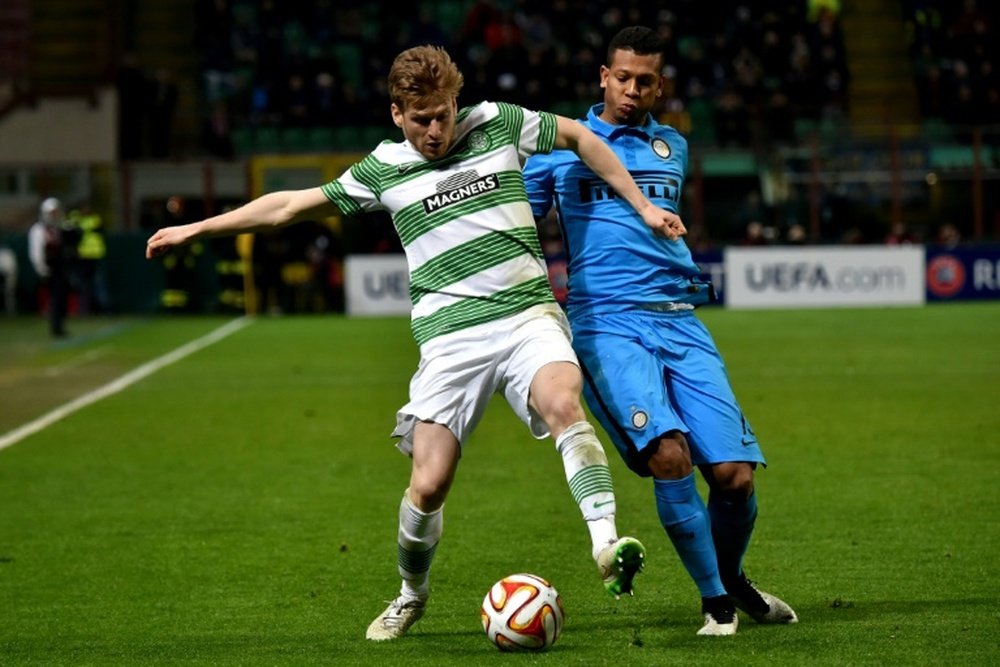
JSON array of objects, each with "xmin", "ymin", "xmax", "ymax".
[
  {"xmin": 366, "ymin": 596, "xmax": 426, "ymax": 641},
  {"xmin": 697, "ymin": 595, "xmax": 739, "ymax": 636}
]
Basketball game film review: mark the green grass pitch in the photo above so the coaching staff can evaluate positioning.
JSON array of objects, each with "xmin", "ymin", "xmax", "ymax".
[{"xmin": 1, "ymin": 304, "xmax": 997, "ymax": 665}]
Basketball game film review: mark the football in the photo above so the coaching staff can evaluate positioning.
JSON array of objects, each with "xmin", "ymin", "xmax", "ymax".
[{"xmin": 480, "ymin": 573, "xmax": 565, "ymax": 652}]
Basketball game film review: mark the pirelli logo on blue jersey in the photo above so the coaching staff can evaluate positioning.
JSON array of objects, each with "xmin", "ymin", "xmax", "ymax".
[
  {"xmin": 578, "ymin": 171, "xmax": 680, "ymax": 204},
  {"xmin": 422, "ymin": 173, "xmax": 500, "ymax": 214}
]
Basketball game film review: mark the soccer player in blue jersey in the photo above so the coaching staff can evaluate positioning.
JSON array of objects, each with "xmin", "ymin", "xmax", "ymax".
[{"xmin": 523, "ymin": 26, "xmax": 798, "ymax": 636}]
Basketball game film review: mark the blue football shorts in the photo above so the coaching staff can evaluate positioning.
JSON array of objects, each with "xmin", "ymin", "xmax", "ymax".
[{"xmin": 571, "ymin": 309, "xmax": 765, "ymax": 476}]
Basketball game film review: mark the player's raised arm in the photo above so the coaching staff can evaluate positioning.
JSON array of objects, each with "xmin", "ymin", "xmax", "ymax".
[
  {"xmin": 552, "ymin": 115, "xmax": 686, "ymax": 240},
  {"xmin": 145, "ymin": 186, "xmax": 337, "ymax": 258}
]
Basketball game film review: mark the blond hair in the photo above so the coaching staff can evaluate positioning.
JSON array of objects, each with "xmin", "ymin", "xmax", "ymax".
[{"xmin": 388, "ymin": 45, "xmax": 464, "ymax": 110}]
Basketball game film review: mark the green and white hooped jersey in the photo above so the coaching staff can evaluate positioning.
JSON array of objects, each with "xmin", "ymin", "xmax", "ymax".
[{"xmin": 321, "ymin": 101, "xmax": 559, "ymax": 346}]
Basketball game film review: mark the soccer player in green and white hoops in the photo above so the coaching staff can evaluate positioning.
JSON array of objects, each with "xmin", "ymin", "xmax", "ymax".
[{"xmin": 145, "ymin": 45, "xmax": 686, "ymax": 642}]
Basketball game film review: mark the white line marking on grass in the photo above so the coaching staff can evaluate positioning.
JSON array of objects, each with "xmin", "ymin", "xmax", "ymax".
[
  {"xmin": 45, "ymin": 346, "xmax": 112, "ymax": 376},
  {"xmin": 0, "ymin": 317, "xmax": 252, "ymax": 452}
]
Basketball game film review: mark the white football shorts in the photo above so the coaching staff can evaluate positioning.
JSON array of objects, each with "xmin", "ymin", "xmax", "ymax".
[{"xmin": 393, "ymin": 303, "xmax": 578, "ymax": 454}]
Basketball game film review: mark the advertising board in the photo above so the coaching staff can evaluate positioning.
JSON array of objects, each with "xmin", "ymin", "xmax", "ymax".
[
  {"xmin": 345, "ymin": 255, "xmax": 410, "ymax": 316},
  {"xmin": 724, "ymin": 246, "xmax": 926, "ymax": 308}
]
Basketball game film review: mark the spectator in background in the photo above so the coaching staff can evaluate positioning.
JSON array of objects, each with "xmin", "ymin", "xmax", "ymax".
[
  {"xmin": 935, "ymin": 222, "xmax": 962, "ymax": 248},
  {"xmin": 884, "ymin": 221, "xmax": 916, "ymax": 245},
  {"xmin": 158, "ymin": 196, "xmax": 204, "ymax": 311},
  {"xmin": 735, "ymin": 190, "xmax": 770, "ymax": 240},
  {"xmin": 741, "ymin": 220, "xmax": 770, "ymax": 246},
  {"xmin": 303, "ymin": 224, "xmax": 345, "ymax": 313},
  {"xmin": 0, "ymin": 241, "xmax": 16, "ymax": 316},
  {"xmin": 786, "ymin": 223, "xmax": 808, "ymax": 245},
  {"xmin": 28, "ymin": 197, "xmax": 77, "ymax": 337},
  {"xmin": 70, "ymin": 201, "xmax": 110, "ymax": 314}
]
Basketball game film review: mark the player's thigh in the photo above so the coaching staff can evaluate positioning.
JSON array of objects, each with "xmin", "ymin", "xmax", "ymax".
[
  {"xmin": 574, "ymin": 316, "xmax": 684, "ymax": 474},
  {"xmin": 394, "ymin": 339, "xmax": 497, "ymax": 452},
  {"xmin": 667, "ymin": 318, "xmax": 764, "ymax": 466},
  {"xmin": 501, "ymin": 307, "xmax": 580, "ymax": 439}
]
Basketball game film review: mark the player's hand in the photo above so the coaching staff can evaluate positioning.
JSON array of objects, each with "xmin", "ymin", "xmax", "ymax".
[
  {"xmin": 145, "ymin": 224, "xmax": 197, "ymax": 259},
  {"xmin": 642, "ymin": 208, "xmax": 687, "ymax": 241}
]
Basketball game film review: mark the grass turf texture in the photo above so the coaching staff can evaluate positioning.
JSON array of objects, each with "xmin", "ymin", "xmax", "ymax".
[{"xmin": 0, "ymin": 304, "xmax": 997, "ymax": 666}]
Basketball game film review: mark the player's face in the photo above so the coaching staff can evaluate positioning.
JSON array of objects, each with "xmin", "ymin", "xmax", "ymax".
[
  {"xmin": 392, "ymin": 97, "xmax": 458, "ymax": 160},
  {"xmin": 599, "ymin": 49, "xmax": 664, "ymax": 126}
]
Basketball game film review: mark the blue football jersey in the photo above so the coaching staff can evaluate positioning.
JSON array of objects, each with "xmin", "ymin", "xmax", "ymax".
[{"xmin": 523, "ymin": 105, "xmax": 713, "ymax": 317}]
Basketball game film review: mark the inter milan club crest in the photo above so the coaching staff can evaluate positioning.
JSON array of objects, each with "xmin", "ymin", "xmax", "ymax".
[
  {"xmin": 467, "ymin": 130, "xmax": 490, "ymax": 152},
  {"xmin": 651, "ymin": 138, "xmax": 671, "ymax": 159},
  {"xmin": 631, "ymin": 410, "xmax": 649, "ymax": 430}
]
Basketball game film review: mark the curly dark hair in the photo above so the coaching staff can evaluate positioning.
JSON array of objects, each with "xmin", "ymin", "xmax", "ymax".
[{"xmin": 606, "ymin": 26, "xmax": 667, "ymax": 66}]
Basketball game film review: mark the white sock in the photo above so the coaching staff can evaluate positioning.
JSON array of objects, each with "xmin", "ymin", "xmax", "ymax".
[
  {"xmin": 555, "ymin": 421, "xmax": 619, "ymax": 559},
  {"xmin": 396, "ymin": 491, "xmax": 442, "ymax": 601},
  {"xmin": 587, "ymin": 516, "xmax": 619, "ymax": 561}
]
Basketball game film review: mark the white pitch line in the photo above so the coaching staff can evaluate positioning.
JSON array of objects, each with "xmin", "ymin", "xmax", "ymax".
[
  {"xmin": 0, "ymin": 317, "xmax": 253, "ymax": 452},
  {"xmin": 45, "ymin": 345, "xmax": 112, "ymax": 377}
]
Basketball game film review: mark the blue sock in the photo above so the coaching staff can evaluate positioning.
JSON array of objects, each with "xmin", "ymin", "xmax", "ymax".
[
  {"xmin": 654, "ymin": 473, "xmax": 727, "ymax": 599},
  {"xmin": 708, "ymin": 489, "xmax": 758, "ymax": 584}
]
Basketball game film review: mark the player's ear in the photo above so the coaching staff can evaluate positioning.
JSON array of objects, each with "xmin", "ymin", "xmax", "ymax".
[{"xmin": 391, "ymin": 103, "xmax": 404, "ymax": 129}]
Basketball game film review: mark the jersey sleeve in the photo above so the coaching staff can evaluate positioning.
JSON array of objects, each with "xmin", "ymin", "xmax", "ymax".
[
  {"xmin": 496, "ymin": 101, "xmax": 557, "ymax": 161},
  {"xmin": 319, "ymin": 154, "xmax": 385, "ymax": 215}
]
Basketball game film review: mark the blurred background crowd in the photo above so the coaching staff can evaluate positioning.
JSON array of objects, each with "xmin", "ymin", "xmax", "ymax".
[
  {"xmin": 188, "ymin": 0, "xmax": 853, "ymax": 156},
  {"xmin": 174, "ymin": 0, "xmax": 995, "ymax": 156},
  {"xmin": 0, "ymin": 0, "xmax": 997, "ymax": 318}
]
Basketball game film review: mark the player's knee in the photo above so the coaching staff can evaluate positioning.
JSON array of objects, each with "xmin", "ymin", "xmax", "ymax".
[
  {"xmin": 407, "ymin": 479, "xmax": 449, "ymax": 512},
  {"xmin": 646, "ymin": 432, "xmax": 693, "ymax": 479},
  {"xmin": 542, "ymin": 393, "xmax": 587, "ymax": 432},
  {"xmin": 709, "ymin": 462, "xmax": 755, "ymax": 499}
]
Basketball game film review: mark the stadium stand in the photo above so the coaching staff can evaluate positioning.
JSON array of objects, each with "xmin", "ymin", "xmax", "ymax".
[
  {"xmin": 185, "ymin": 1, "xmax": 856, "ymax": 156},
  {"xmin": 0, "ymin": 1, "xmax": 996, "ymax": 254}
]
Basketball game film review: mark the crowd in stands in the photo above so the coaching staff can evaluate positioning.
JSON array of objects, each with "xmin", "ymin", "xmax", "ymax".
[
  {"xmin": 192, "ymin": 0, "xmax": 851, "ymax": 156},
  {"xmin": 904, "ymin": 0, "xmax": 999, "ymax": 132}
]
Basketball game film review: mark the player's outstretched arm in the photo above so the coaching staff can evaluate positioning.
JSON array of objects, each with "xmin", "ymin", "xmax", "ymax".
[
  {"xmin": 145, "ymin": 187, "xmax": 336, "ymax": 258},
  {"xmin": 552, "ymin": 115, "xmax": 686, "ymax": 241}
]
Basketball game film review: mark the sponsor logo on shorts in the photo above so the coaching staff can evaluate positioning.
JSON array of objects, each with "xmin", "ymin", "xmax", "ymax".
[{"xmin": 631, "ymin": 410, "xmax": 648, "ymax": 430}]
